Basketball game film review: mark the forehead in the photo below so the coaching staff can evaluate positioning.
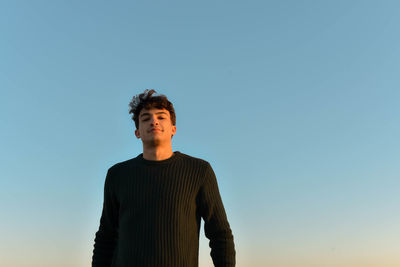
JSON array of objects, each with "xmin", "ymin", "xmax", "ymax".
[{"xmin": 139, "ymin": 108, "xmax": 170, "ymax": 117}]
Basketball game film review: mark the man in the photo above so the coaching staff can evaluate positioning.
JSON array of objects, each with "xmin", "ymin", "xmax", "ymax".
[{"xmin": 92, "ymin": 89, "xmax": 236, "ymax": 267}]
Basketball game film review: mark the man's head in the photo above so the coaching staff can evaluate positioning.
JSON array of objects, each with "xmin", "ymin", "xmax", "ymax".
[{"xmin": 129, "ymin": 89, "xmax": 176, "ymax": 145}]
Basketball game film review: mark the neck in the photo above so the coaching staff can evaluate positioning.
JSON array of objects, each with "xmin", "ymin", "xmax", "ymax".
[{"xmin": 142, "ymin": 146, "xmax": 174, "ymax": 161}]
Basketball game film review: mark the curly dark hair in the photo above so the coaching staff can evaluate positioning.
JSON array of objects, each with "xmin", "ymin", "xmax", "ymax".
[{"xmin": 128, "ymin": 89, "xmax": 176, "ymax": 130}]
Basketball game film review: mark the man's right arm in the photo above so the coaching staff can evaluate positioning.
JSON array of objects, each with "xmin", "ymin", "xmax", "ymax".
[{"xmin": 92, "ymin": 168, "xmax": 119, "ymax": 267}]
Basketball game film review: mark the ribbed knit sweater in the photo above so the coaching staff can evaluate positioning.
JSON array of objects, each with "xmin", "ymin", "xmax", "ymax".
[{"xmin": 92, "ymin": 151, "xmax": 236, "ymax": 267}]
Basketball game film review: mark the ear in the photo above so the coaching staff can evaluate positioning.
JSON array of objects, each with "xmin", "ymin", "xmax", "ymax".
[
  {"xmin": 134, "ymin": 129, "xmax": 140, "ymax": 139},
  {"xmin": 171, "ymin": 125, "xmax": 177, "ymax": 136}
]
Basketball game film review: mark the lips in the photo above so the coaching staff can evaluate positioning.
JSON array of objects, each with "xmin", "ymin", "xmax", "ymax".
[{"xmin": 149, "ymin": 128, "xmax": 162, "ymax": 132}]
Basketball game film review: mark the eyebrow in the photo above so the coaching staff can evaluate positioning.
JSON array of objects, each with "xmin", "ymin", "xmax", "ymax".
[{"xmin": 140, "ymin": 112, "xmax": 168, "ymax": 118}]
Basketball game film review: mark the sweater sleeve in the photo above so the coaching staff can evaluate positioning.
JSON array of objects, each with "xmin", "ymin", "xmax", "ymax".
[
  {"xmin": 198, "ymin": 163, "xmax": 236, "ymax": 267},
  {"xmin": 92, "ymin": 168, "xmax": 119, "ymax": 267}
]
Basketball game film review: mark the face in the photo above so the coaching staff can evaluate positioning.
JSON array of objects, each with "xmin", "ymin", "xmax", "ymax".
[{"xmin": 134, "ymin": 108, "xmax": 176, "ymax": 146}]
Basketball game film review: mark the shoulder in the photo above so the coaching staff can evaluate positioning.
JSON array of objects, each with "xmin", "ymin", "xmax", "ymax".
[
  {"xmin": 177, "ymin": 151, "xmax": 211, "ymax": 168},
  {"xmin": 176, "ymin": 152, "xmax": 215, "ymax": 181},
  {"xmin": 107, "ymin": 157, "xmax": 136, "ymax": 175}
]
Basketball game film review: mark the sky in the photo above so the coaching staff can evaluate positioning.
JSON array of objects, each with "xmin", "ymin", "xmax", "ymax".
[{"xmin": 1, "ymin": 1, "xmax": 399, "ymax": 266}]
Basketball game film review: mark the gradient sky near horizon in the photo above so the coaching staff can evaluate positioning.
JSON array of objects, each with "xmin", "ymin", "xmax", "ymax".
[{"xmin": 1, "ymin": 1, "xmax": 400, "ymax": 266}]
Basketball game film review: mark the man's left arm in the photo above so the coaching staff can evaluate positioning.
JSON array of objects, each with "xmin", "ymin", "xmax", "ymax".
[{"xmin": 198, "ymin": 162, "xmax": 236, "ymax": 267}]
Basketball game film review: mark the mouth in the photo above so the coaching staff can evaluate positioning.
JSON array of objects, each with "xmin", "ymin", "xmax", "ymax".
[{"xmin": 149, "ymin": 129, "xmax": 162, "ymax": 133}]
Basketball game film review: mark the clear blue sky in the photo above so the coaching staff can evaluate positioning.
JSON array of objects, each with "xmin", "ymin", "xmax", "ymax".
[{"xmin": 1, "ymin": 1, "xmax": 399, "ymax": 266}]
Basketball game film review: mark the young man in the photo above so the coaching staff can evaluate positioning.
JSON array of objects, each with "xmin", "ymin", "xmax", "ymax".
[{"xmin": 92, "ymin": 89, "xmax": 236, "ymax": 267}]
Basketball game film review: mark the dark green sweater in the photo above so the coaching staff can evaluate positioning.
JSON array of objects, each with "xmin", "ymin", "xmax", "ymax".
[{"xmin": 92, "ymin": 151, "xmax": 236, "ymax": 267}]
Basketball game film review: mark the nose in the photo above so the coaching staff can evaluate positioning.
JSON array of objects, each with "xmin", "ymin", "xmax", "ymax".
[{"xmin": 150, "ymin": 115, "xmax": 159, "ymax": 125}]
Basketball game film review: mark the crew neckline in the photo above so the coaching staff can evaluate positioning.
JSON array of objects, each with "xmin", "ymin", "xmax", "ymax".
[{"xmin": 137, "ymin": 151, "xmax": 182, "ymax": 165}]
